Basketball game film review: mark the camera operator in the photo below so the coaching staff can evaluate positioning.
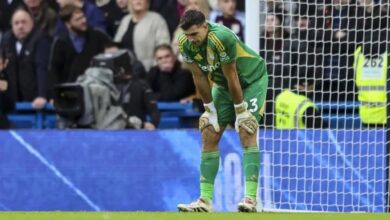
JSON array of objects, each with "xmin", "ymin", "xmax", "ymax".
[
  {"xmin": 104, "ymin": 46, "xmax": 160, "ymax": 130},
  {"xmin": 53, "ymin": 47, "xmax": 159, "ymax": 130}
]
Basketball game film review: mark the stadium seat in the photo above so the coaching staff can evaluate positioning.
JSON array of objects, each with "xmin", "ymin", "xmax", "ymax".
[
  {"xmin": 157, "ymin": 102, "xmax": 200, "ymax": 128},
  {"xmin": 315, "ymin": 101, "xmax": 361, "ymax": 128},
  {"xmin": 10, "ymin": 101, "xmax": 364, "ymax": 129},
  {"xmin": 9, "ymin": 102, "xmax": 201, "ymax": 129}
]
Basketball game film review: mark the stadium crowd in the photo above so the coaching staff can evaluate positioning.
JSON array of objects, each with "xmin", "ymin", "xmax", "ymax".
[
  {"xmin": 260, "ymin": 0, "xmax": 389, "ymax": 127},
  {"xmin": 0, "ymin": 0, "xmax": 388, "ymax": 129}
]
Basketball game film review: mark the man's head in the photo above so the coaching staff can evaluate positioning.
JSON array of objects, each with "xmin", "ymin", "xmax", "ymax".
[
  {"xmin": 11, "ymin": 8, "xmax": 34, "ymax": 41},
  {"xmin": 265, "ymin": 10, "xmax": 283, "ymax": 34},
  {"xmin": 116, "ymin": 0, "xmax": 129, "ymax": 10},
  {"xmin": 296, "ymin": 16, "xmax": 309, "ymax": 29},
  {"xmin": 218, "ymin": 0, "xmax": 237, "ymax": 18},
  {"xmin": 60, "ymin": 4, "xmax": 87, "ymax": 33},
  {"xmin": 154, "ymin": 44, "xmax": 176, "ymax": 72},
  {"xmin": 179, "ymin": 9, "xmax": 208, "ymax": 46},
  {"xmin": 129, "ymin": 0, "xmax": 149, "ymax": 13},
  {"xmin": 357, "ymin": 0, "xmax": 373, "ymax": 6},
  {"xmin": 185, "ymin": 0, "xmax": 210, "ymax": 17}
]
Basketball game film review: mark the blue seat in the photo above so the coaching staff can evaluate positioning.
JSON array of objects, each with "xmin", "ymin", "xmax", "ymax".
[
  {"xmin": 44, "ymin": 114, "xmax": 57, "ymax": 129},
  {"xmin": 157, "ymin": 102, "xmax": 200, "ymax": 129},
  {"xmin": 7, "ymin": 114, "xmax": 37, "ymax": 129},
  {"xmin": 8, "ymin": 102, "xmax": 54, "ymax": 129},
  {"xmin": 315, "ymin": 101, "xmax": 361, "ymax": 128},
  {"xmin": 322, "ymin": 114, "xmax": 361, "ymax": 129},
  {"xmin": 9, "ymin": 102, "xmax": 201, "ymax": 129}
]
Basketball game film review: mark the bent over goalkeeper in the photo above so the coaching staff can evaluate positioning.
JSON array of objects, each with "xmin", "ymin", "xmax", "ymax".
[{"xmin": 177, "ymin": 10, "xmax": 268, "ymax": 213}]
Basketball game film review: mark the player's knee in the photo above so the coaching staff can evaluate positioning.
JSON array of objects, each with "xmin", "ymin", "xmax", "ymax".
[
  {"xmin": 239, "ymin": 128, "xmax": 257, "ymax": 147},
  {"xmin": 202, "ymin": 126, "xmax": 222, "ymax": 149}
]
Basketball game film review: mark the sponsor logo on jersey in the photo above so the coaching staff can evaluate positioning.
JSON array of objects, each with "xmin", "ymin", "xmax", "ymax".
[{"xmin": 198, "ymin": 62, "xmax": 221, "ymax": 72}]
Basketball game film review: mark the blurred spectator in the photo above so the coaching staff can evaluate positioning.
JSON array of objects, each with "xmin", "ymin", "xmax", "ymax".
[
  {"xmin": 114, "ymin": 0, "xmax": 170, "ymax": 71},
  {"xmin": 172, "ymin": 0, "xmax": 210, "ymax": 59},
  {"xmin": 55, "ymin": 0, "xmax": 107, "ymax": 35},
  {"xmin": 100, "ymin": 0, "xmax": 130, "ymax": 37},
  {"xmin": 265, "ymin": 0, "xmax": 290, "ymax": 14},
  {"xmin": 149, "ymin": 0, "xmax": 180, "ymax": 39},
  {"xmin": 381, "ymin": 0, "xmax": 389, "ymax": 15},
  {"xmin": 208, "ymin": 0, "xmax": 217, "ymax": 10},
  {"xmin": 189, "ymin": 0, "xmax": 210, "ymax": 17},
  {"xmin": 356, "ymin": 0, "xmax": 388, "ymax": 48},
  {"xmin": 49, "ymin": 4, "xmax": 111, "ymax": 97},
  {"xmin": 275, "ymin": 89, "xmax": 327, "ymax": 129},
  {"xmin": 176, "ymin": 0, "xmax": 210, "ymax": 21},
  {"xmin": 259, "ymin": 9, "xmax": 291, "ymax": 127},
  {"xmin": 23, "ymin": 0, "xmax": 57, "ymax": 36},
  {"xmin": 147, "ymin": 44, "xmax": 195, "ymax": 102},
  {"xmin": 260, "ymin": 0, "xmax": 296, "ymax": 33},
  {"xmin": 0, "ymin": 0, "xmax": 23, "ymax": 34},
  {"xmin": 93, "ymin": 0, "xmax": 110, "ymax": 7},
  {"xmin": 289, "ymin": 6, "xmax": 324, "ymax": 102},
  {"xmin": 0, "ymin": 7, "xmax": 51, "ymax": 110},
  {"xmin": 176, "ymin": 0, "xmax": 186, "ymax": 16},
  {"xmin": 319, "ymin": 0, "xmax": 357, "ymax": 101},
  {"xmin": 47, "ymin": 0, "xmax": 60, "ymax": 11},
  {"xmin": 210, "ymin": 0, "xmax": 244, "ymax": 41},
  {"xmin": 209, "ymin": 0, "xmax": 243, "ymax": 11},
  {"xmin": 104, "ymin": 47, "xmax": 160, "ymax": 130}
]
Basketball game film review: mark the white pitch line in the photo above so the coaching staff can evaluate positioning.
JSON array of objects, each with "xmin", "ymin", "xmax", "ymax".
[
  {"xmin": 298, "ymin": 131, "xmax": 370, "ymax": 209},
  {"xmin": 9, "ymin": 130, "xmax": 101, "ymax": 211},
  {"xmin": 327, "ymin": 130, "xmax": 373, "ymax": 191}
]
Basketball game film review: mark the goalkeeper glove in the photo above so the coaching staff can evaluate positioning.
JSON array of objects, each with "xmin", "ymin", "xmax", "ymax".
[
  {"xmin": 199, "ymin": 102, "xmax": 220, "ymax": 132},
  {"xmin": 234, "ymin": 102, "xmax": 258, "ymax": 135}
]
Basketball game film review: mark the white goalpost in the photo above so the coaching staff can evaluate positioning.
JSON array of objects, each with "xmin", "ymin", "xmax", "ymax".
[{"xmin": 244, "ymin": 0, "xmax": 390, "ymax": 213}]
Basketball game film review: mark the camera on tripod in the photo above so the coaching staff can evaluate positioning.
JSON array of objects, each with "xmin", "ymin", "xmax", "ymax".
[
  {"xmin": 53, "ymin": 50, "xmax": 133, "ymax": 123},
  {"xmin": 91, "ymin": 49, "xmax": 132, "ymax": 81}
]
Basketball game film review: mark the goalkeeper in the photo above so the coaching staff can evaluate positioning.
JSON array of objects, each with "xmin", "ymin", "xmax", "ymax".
[{"xmin": 176, "ymin": 10, "xmax": 268, "ymax": 213}]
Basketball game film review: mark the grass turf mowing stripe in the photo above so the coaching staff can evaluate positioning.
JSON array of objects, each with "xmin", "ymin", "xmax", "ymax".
[{"xmin": 0, "ymin": 212, "xmax": 389, "ymax": 220}]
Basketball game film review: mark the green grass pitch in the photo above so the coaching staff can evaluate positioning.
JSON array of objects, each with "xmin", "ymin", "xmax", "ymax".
[{"xmin": 0, "ymin": 212, "xmax": 389, "ymax": 220}]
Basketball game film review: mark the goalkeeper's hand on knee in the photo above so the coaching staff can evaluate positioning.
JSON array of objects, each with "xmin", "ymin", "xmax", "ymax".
[
  {"xmin": 199, "ymin": 102, "xmax": 220, "ymax": 132},
  {"xmin": 234, "ymin": 102, "xmax": 258, "ymax": 135}
]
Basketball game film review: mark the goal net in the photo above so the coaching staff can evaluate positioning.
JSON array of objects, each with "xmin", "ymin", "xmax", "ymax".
[{"xmin": 252, "ymin": 0, "xmax": 390, "ymax": 212}]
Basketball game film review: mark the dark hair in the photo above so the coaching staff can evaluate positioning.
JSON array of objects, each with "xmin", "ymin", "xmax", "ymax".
[
  {"xmin": 59, "ymin": 4, "xmax": 83, "ymax": 23},
  {"xmin": 179, "ymin": 9, "xmax": 206, "ymax": 30},
  {"xmin": 153, "ymin": 44, "xmax": 173, "ymax": 55},
  {"xmin": 267, "ymin": 9, "xmax": 284, "ymax": 26}
]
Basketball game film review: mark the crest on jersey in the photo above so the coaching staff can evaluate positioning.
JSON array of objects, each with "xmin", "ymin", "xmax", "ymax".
[{"xmin": 190, "ymin": 44, "xmax": 199, "ymax": 52}]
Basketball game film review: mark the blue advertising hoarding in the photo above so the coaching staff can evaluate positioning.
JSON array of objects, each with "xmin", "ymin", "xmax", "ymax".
[{"xmin": 0, "ymin": 129, "xmax": 387, "ymax": 212}]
